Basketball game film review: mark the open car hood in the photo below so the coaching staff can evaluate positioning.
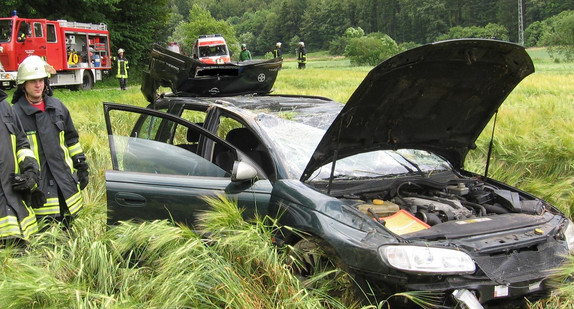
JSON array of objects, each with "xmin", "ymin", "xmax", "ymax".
[{"xmin": 302, "ymin": 39, "xmax": 534, "ymax": 181}]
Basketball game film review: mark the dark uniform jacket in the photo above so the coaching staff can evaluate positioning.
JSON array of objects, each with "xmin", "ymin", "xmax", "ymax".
[
  {"xmin": 0, "ymin": 92, "xmax": 38, "ymax": 239},
  {"xmin": 12, "ymin": 95, "xmax": 85, "ymax": 218},
  {"xmin": 273, "ymin": 47, "xmax": 282, "ymax": 58},
  {"xmin": 114, "ymin": 56, "xmax": 129, "ymax": 78}
]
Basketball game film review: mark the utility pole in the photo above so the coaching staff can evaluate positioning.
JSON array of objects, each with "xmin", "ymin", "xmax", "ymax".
[{"xmin": 518, "ymin": 0, "xmax": 525, "ymax": 45}]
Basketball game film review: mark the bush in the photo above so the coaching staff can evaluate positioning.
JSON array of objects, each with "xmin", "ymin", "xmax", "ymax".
[
  {"xmin": 344, "ymin": 33, "xmax": 399, "ymax": 66},
  {"xmin": 329, "ymin": 27, "xmax": 365, "ymax": 56},
  {"xmin": 540, "ymin": 10, "xmax": 574, "ymax": 61}
]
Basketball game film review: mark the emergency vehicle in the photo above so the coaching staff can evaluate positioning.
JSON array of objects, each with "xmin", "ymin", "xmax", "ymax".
[
  {"xmin": 191, "ymin": 34, "xmax": 231, "ymax": 64},
  {"xmin": 0, "ymin": 12, "xmax": 111, "ymax": 90}
]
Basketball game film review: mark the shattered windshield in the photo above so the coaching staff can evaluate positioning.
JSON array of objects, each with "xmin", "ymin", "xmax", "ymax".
[
  {"xmin": 256, "ymin": 112, "xmax": 451, "ymax": 180},
  {"xmin": 0, "ymin": 20, "xmax": 12, "ymax": 43}
]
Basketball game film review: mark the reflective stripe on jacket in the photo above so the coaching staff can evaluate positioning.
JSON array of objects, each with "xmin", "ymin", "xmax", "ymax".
[
  {"xmin": 115, "ymin": 56, "xmax": 129, "ymax": 78},
  {"xmin": 12, "ymin": 95, "xmax": 84, "ymax": 218},
  {"xmin": 0, "ymin": 97, "xmax": 38, "ymax": 239}
]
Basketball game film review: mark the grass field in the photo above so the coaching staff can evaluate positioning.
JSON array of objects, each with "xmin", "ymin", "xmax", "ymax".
[{"xmin": 1, "ymin": 47, "xmax": 573, "ymax": 308}]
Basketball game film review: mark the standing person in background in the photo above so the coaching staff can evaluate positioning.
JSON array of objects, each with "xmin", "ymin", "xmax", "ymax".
[
  {"xmin": 273, "ymin": 42, "xmax": 283, "ymax": 59},
  {"xmin": 113, "ymin": 48, "xmax": 129, "ymax": 90},
  {"xmin": 297, "ymin": 42, "xmax": 307, "ymax": 69},
  {"xmin": 239, "ymin": 44, "xmax": 252, "ymax": 61},
  {"xmin": 0, "ymin": 89, "xmax": 41, "ymax": 242},
  {"xmin": 11, "ymin": 56, "xmax": 89, "ymax": 228}
]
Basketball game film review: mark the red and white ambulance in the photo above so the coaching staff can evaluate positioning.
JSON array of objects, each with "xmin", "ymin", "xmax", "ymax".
[
  {"xmin": 191, "ymin": 34, "xmax": 231, "ymax": 64},
  {"xmin": 0, "ymin": 11, "xmax": 111, "ymax": 90}
]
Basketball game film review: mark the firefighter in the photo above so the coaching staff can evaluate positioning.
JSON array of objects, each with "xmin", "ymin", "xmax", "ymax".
[
  {"xmin": 113, "ymin": 48, "xmax": 129, "ymax": 90},
  {"xmin": 11, "ymin": 56, "xmax": 89, "ymax": 227},
  {"xmin": 0, "ymin": 89, "xmax": 41, "ymax": 242},
  {"xmin": 273, "ymin": 42, "xmax": 282, "ymax": 59},
  {"xmin": 297, "ymin": 42, "xmax": 307, "ymax": 69},
  {"xmin": 239, "ymin": 44, "xmax": 252, "ymax": 61}
]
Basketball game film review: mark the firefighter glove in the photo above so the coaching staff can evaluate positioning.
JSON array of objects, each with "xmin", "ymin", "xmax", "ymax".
[
  {"xmin": 78, "ymin": 169, "xmax": 89, "ymax": 190},
  {"xmin": 10, "ymin": 171, "xmax": 38, "ymax": 192},
  {"xmin": 30, "ymin": 190, "xmax": 47, "ymax": 208}
]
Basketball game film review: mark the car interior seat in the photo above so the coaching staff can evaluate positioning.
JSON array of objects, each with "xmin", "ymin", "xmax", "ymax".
[
  {"xmin": 223, "ymin": 128, "xmax": 274, "ymax": 178},
  {"xmin": 177, "ymin": 123, "xmax": 202, "ymax": 152}
]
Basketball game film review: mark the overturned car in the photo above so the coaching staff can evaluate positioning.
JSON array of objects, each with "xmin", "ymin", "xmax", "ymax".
[{"xmin": 104, "ymin": 39, "xmax": 574, "ymax": 308}]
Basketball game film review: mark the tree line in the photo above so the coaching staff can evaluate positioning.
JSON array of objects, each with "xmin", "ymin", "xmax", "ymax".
[{"xmin": 2, "ymin": 0, "xmax": 573, "ymax": 68}]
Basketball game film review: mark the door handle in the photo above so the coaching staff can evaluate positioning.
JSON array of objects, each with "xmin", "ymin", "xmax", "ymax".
[{"xmin": 115, "ymin": 192, "xmax": 146, "ymax": 207}]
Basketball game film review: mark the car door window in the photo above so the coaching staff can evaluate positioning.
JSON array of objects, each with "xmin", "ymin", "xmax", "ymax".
[{"xmin": 104, "ymin": 103, "xmax": 233, "ymax": 177}]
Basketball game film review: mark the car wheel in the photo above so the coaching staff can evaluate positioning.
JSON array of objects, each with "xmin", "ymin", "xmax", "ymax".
[
  {"xmin": 289, "ymin": 236, "xmax": 372, "ymax": 306},
  {"xmin": 80, "ymin": 71, "xmax": 94, "ymax": 90}
]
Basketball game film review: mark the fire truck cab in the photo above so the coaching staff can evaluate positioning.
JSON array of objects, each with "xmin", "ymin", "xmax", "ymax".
[
  {"xmin": 0, "ymin": 12, "xmax": 111, "ymax": 90},
  {"xmin": 191, "ymin": 34, "xmax": 231, "ymax": 64}
]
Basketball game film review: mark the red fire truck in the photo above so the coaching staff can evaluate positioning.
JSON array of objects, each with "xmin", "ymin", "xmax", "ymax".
[{"xmin": 0, "ymin": 12, "xmax": 111, "ymax": 90}]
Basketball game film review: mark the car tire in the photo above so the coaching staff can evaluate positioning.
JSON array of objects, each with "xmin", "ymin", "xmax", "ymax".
[
  {"xmin": 289, "ymin": 236, "xmax": 374, "ymax": 306},
  {"xmin": 80, "ymin": 71, "xmax": 94, "ymax": 90}
]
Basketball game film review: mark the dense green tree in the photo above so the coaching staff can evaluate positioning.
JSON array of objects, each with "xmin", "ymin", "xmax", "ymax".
[
  {"xmin": 300, "ymin": 0, "xmax": 352, "ymax": 50},
  {"xmin": 230, "ymin": 10, "xmax": 272, "ymax": 53},
  {"xmin": 172, "ymin": 4, "xmax": 238, "ymax": 56},
  {"xmin": 541, "ymin": 10, "xmax": 574, "ymax": 60},
  {"xmin": 436, "ymin": 23, "xmax": 509, "ymax": 41},
  {"xmin": 107, "ymin": 0, "xmax": 169, "ymax": 67},
  {"xmin": 256, "ymin": 12, "xmax": 285, "ymax": 54},
  {"xmin": 525, "ymin": 20, "xmax": 547, "ymax": 47},
  {"xmin": 3, "ymin": 0, "xmax": 574, "ymax": 65},
  {"xmin": 397, "ymin": 0, "xmax": 449, "ymax": 43},
  {"xmin": 276, "ymin": 0, "xmax": 309, "ymax": 47}
]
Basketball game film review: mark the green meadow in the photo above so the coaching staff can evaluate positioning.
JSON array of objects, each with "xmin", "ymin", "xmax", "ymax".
[{"xmin": 0, "ymin": 48, "xmax": 573, "ymax": 308}]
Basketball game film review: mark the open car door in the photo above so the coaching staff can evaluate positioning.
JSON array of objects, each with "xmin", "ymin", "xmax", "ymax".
[{"xmin": 103, "ymin": 102, "xmax": 272, "ymax": 226}]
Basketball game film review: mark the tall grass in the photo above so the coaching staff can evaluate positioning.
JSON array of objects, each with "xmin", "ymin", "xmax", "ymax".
[{"xmin": 1, "ymin": 48, "xmax": 573, "ymax": 308}]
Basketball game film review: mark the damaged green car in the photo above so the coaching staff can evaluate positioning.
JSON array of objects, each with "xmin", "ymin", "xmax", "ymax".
[{"xmin": 104, "ymin": 39, "xmax": 574, "ymax": 308}]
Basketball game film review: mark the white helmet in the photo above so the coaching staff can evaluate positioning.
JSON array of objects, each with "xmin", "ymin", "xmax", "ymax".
[
  {"xmin": 17, "ymin": 55, "xmax": 50, "ymax": 85},
  {"xmin": 299, "ymin": 41, "xmax": 304, "ymax": 47},
  {"xmin": 276, "ymin": 42, "xmax": 282, "ymax": 47},
  {"xmin": 118, "ymin": 48, "xmax": 125, "ymax": 54}
]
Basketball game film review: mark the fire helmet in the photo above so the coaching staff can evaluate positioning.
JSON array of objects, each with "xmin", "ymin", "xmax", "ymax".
[
  {"xmin": 276, "ymin": 42, "xmax": 282, "ymax": 47},
  {"xmin": 118, "ymin": 48, "xmax": 125, "ymax": 54},
  {"xmin": 17, "ymin": 55, "xmax": 50, "ymax": 85}
]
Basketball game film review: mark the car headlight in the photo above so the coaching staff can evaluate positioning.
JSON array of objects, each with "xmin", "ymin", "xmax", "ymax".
[
  {"xmin": 379, "ymin": 245, "xmax": 476, "ymax": 274},
  {"xmin": 564, "ymin": 219, "xmax": 574, "ymax": 255}
]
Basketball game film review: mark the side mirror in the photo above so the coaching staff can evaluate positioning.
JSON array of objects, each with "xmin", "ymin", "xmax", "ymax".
[{"xmin": 231, "ymin": 161, "xmax": 257, "ymax": 182}]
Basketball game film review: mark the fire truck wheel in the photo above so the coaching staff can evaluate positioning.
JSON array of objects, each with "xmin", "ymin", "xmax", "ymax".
[{"xmin": 80, "ymin": 71, "xmax": 94, "ymax": 90}]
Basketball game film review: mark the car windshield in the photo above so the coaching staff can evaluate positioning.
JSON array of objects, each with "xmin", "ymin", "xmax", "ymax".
[
  {"xmin": 0, "ymin": 20, "xmax": 12, "ymax": 43},
  {"xmin": 256, "ymin": 112, "xmax": 451, "ymax": 180},
  {"xmin": 199, "ymin": 45, "xmax": 227, "ymax": 57}
]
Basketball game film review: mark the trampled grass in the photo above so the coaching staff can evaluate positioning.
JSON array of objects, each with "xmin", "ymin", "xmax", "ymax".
[{"xmin": 1, "ymin": 48, "xmax": 573, "ymax": 308}]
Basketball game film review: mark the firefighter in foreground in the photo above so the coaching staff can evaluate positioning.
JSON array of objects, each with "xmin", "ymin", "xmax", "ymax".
[
  {"xmin": 11, "ymin": 56, "xmax": 89, "ymax": 227},
  {"xmin": 113, "ymin": 48, "xmax": 129, "ymax": 90},
  {"xmin": 0, "ymin": 88, "xmax": 41, "ymax": 241}
]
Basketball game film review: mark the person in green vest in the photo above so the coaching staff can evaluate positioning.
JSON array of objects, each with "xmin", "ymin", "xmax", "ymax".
[
  {"xmin": 239, "ymin": 44, "xmax": 252, "ymax": 61},
  {"xmin": 113, "ymin": 48, "xmax": 129, "ymax": 90}
]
